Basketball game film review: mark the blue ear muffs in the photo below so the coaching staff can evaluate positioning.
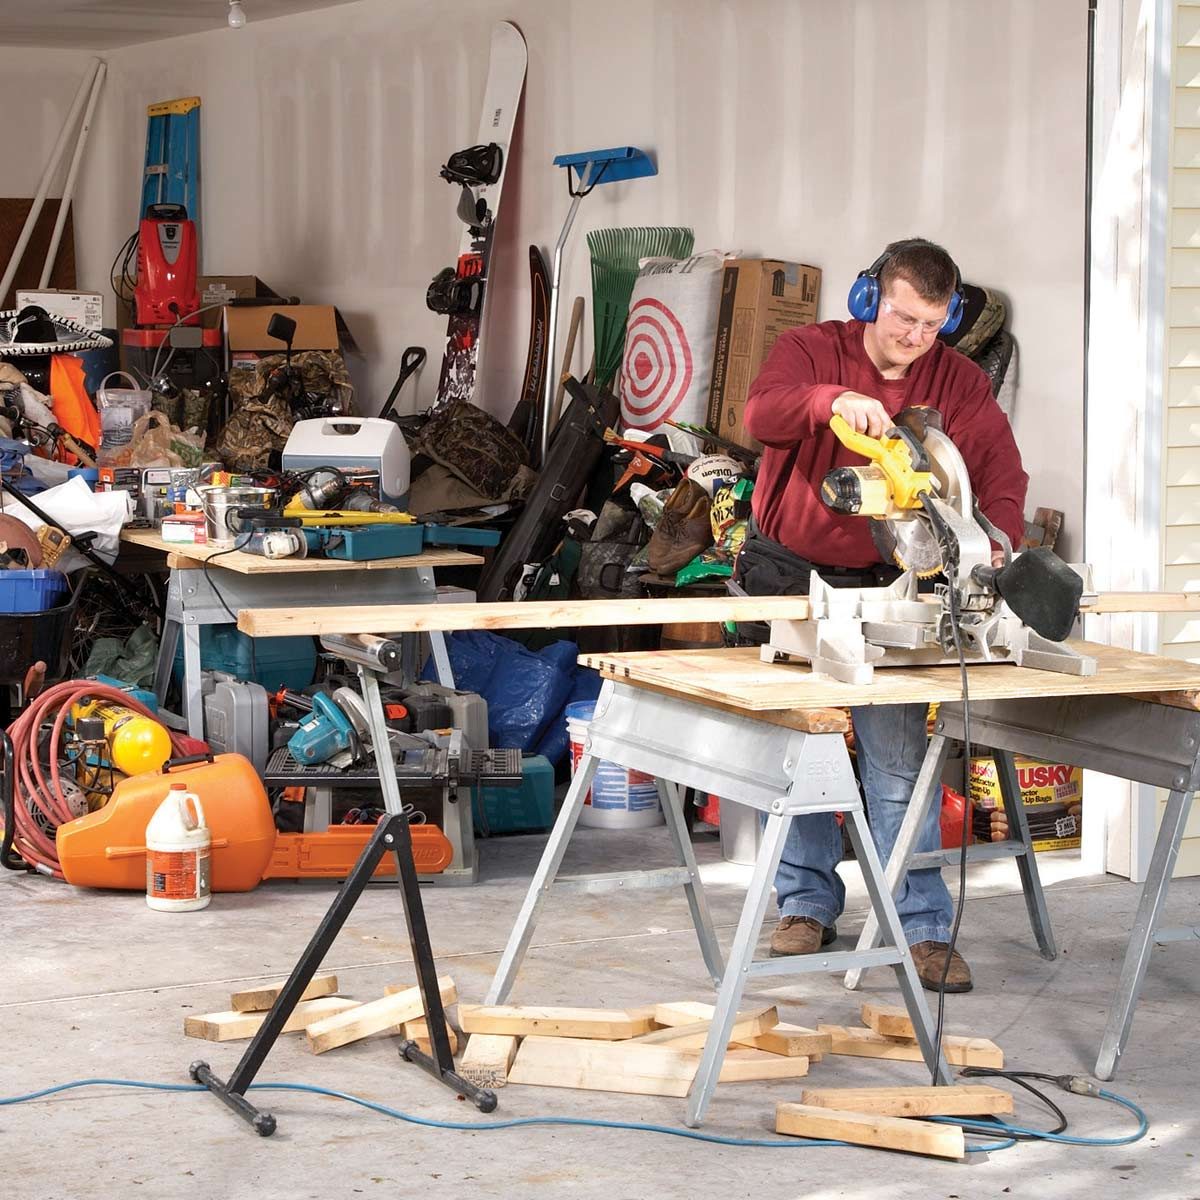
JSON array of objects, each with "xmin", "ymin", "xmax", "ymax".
[{"xmin": 847, "ymin": 243, "xmax": 966, "ymax": 334}]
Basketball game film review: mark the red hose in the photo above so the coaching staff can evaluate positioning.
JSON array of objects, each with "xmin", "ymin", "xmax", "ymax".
[{"xmin": 4, "ymin": 681, "xmax": 193, "ymax": 879}]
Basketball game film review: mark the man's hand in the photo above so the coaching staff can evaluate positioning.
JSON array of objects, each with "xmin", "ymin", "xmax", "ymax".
[
  {"xmin": 991, "ymin": 549, "xmax": 1007, "ymax": 569},
  {"xmin": 831, "ymin": 391, "xmax": 891, "ymax": 438}
]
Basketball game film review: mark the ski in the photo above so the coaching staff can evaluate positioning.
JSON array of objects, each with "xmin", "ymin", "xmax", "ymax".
[
  {"xmin": 430, "ymin": 21, "xmax": 527, "ymax": 410},
  {"xmin": 507, "ymin": 244, "xmax": 550, "ymax": 461}
]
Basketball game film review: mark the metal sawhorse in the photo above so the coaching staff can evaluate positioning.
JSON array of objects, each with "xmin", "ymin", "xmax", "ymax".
[
  {"xmin": 853, "ymin": 693, "xmax": 1199, "ymax": 1079},
  {"xmin": 485, "ymin": 678, "xmax": 952, "ymax": 1127}
]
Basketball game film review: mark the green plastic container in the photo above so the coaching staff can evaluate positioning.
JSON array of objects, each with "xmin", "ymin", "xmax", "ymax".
[{"xmin": 473, "ymin": 755, "xmax": 554, "ymax": 835}]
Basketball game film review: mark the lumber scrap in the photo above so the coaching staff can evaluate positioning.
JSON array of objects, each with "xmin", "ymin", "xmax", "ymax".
[
  {"xmin": 185, "ymin": 996, "xmax": 359, "ymax": 1042},
  {"xmin": 734, "ymin": 1022, "xmax": 832, "ymax": 1059},
  {"xmin": 402, "ymin": 1019, "xmax": 460, "ymax": 1056},
  {"xmin": 799, "ymin": 1084, "xmax": 1013, "ymax": 1118},
  {"xmin": 305, "ymin": 976, "xmax": 456, "ymax": 1055},
  {"xmin": 459, "ymin": 1034, "xmax": 520, "ymax": 1088},
  {"xmin": 632, "ymin": 1006, "xmax": 778, "ymax": 1049},
  {"xmin": 860, "ymin": 1002, "xmax": 917, "ymax": 1041},
  {"xmin": 775, "ymin": 1103, "xmax": 966, "ymax": 1160},
  {"xmin": 508, "ymin": 1036, "xmax": 698, "ymax": 1097},
  {"xmin": 459, "ymin": 1004, "xmax": 655, "ymax": 1040},
  {"xmin": 710, "ymin": 1049, "xmax": 810, "ymax": 1082},
  {"xmin": 817, "ymin": 1025, "xmax": 1003, "ymax": 1068},
  {"xmin": 230, "ymin": 974, "xmax": 338, "ymax": 1012}
]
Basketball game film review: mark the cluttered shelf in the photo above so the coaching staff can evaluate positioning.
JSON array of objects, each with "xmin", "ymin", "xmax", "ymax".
[{"xmin": 120, "ymin": 526, "xmax": 484, "ymax": 574}]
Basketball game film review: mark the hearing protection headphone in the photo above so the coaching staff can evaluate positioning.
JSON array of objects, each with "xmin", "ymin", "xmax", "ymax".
[{"xmin": 846, "ymin": 241, "xmax": 965, "ymax": 335}]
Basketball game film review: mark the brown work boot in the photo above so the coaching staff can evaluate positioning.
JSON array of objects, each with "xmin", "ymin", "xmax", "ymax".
[
  {"xmin": 910, "ymin": 941, "xmax": 973, "ymax": 993},
  {"xmin": 769, "ymin": 916, "xmax": 837, "ymax": 957}
]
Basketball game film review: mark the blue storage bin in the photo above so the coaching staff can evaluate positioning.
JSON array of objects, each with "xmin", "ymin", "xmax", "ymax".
[
  {"xmin": 0, "ymin": 569, "xmax": 69, "ymax": 613},
  {"xmin": 172, "ymin": 625, "xmax": 316, "ymax": 690},
  {"xmin": 473, "ymin": 755, "xmax": 555, "ymax": 835}
]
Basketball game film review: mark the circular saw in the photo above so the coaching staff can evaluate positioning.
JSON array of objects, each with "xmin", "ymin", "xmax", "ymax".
[{"xmin": 821, "ymin": 407, "xmax": 971, "ymax": 578}]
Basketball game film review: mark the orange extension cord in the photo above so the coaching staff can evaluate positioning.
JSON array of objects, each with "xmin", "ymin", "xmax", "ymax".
[{"xmin": 4, "ymin": 681, "xmax": 194, "ymax": 879}]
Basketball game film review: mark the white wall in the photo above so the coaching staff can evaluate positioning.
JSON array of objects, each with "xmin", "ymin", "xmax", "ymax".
[{"xmin": 8, "ymin": 0, "xmax": 1088, "ymax": 554}]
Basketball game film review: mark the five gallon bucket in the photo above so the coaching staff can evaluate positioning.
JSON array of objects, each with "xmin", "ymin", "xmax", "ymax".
[
  {"xmin": 565, "ymin": 700, "xmax": 663, "ymax": 829},
  {"xmin": 200, "ymin": 486, "xmax": 276, "ymax": 548}
]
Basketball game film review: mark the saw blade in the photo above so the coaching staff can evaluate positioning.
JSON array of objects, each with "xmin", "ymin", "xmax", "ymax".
[{"xmin": 872, "ymin": 426, "xmax": 973, "ymax": 577}]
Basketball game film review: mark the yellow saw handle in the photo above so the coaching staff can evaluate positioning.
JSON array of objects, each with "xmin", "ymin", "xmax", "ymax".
[{"xmin": 828, "ymin": 413, "xmax": 934, "ymax": 512}]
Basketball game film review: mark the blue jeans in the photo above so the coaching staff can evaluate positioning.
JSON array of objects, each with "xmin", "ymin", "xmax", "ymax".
[{"xmin": 773, "ymin": 702, "xmax": 953, "ymax": 946}]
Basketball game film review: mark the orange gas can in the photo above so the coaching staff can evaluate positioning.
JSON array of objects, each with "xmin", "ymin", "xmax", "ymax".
[{"xmin": 57, "ymin": 753, "xmax": 276, "ymax": 892}]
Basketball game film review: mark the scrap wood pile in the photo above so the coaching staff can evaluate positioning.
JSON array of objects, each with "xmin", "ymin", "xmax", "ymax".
[{"xmin": 184, "ymin": 982, "xmax": 1011, "ymax": 1159}]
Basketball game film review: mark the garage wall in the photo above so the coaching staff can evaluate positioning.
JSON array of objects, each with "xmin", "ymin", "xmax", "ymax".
[{"xmin": 5, "ymin": 0, "xmax": 1088, "ymax": 555}]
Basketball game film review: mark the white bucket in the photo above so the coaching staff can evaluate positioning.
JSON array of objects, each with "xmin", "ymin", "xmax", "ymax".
[
  {"xmin": 199, "ymin": 485, "xmax": 276, "ymax": 548},
  {"xmin": 566, "ymin": 701, "xmax": 663, "ymax": 830},
  {"xmin": 145, "ymin": 783, "xmax": 212, "ymax": 911}
]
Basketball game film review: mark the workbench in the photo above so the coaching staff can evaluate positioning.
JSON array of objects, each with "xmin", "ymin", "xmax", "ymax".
[
  {"xmin": 120, "ymin": 528, "xmax": 484, "ymax": 740},
  {"xmin": 233, "ymin": 595, "xmax": 1200, "ymax": 1098}
]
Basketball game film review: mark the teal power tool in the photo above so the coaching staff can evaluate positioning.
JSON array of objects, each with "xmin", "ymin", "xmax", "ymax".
[{"xmin": 287, "ymin": 692, "xmax": 355, "ymax": 764}]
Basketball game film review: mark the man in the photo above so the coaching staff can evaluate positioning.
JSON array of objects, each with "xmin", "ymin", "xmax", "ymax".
[{"xmin": 737, "ymin": 238, "xmax": 1027, "ymax": 992}]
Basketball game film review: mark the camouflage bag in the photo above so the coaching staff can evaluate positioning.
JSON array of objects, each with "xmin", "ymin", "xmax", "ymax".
[{"xmin": 410, "ymin": 399, "xmax": 530, "ymax": 501}]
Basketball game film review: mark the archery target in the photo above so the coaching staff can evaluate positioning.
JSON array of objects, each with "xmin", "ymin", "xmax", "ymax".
[{"xmin": 618, "ymin": 254, "xmax": 725, "ymax": 437}]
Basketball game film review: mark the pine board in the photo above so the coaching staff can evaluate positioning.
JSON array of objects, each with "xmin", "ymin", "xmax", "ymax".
[
  {"xmin": 860, "ymin": 1002, "xmax": 916, "ymax": 1041},
  {"xmin": 184, "ymin": 996, "xmax": 359, "ymax": 1042},
  {"xmin": 584, "ymin": 642, "xmax": 1200, "ymax": 712},
  {"xmin": 120, "ymin": 528, "xmax": 481, "ymax": 574},
  {"xmin": 818, "ymin": 1025, "xmax": 1003, "ymax": 1068},
  {"xmin": 775, "ymin": 1103, "xmax": 966, "ymax": 1160},
  {"xmin": 459, "ymin": 1004, "xmax": 655, "ymax": 1040},
  {"xmin": 459, "ymin": 1034, "xmax": 519, "ymax": 1088},
  {"xmin": 632, "ymin": 1006, "xmax": 778, "ymax": 1049},
  {"xmin": 305, "ymin": 976, "xmax": 456, "ymax": 1054},
  {"xmin": 230, "ymin": 974, "xmax": 338, "ymax": 1013},
  {"xmin": 734, "ymin": 1022, "xmax": 833, "ymax": 1058},
  {"xmin": 508, "ymin": 1036, "xmax": 697, "ymax": 1097},
  {"xmin": 799, "ymin": 1084, "xmax": 1013, "ymax": 1118}
]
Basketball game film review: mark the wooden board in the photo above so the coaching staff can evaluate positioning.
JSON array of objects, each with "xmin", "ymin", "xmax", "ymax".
[
  {"xmin": 860, "ymin": 1002, "xmax": 916, "ymax": 1041},
  {"xmin": 508, "ymin": 1036, "xmax": 697, "ymax": 1097},
  {"xmin": 818, "ymin": 1025, "xmax": 1003, "ymax": 1068},
  {"xmin": 709, "ymin": 1049, "xmax": 810, "ymax": 1082},
  {"xmin": 459, "ymin": 1034, "xmax": 519, "ymax": 1088},
  {"xmin": 184, "ymin": 996, "xmax": 359, "ymax": 1042},
  {"xmin": 305, "ymin": 976, "xmax": 456, "ymax": 1054},
  {"xmin": 459, "ymin": 1004, "xmax": 655, "ymax": 1040},
  {"xmin": 402, "ymin": 1019, "xmax": 460, "ymax": 1056},
  {"xmin": 120, "ymin": 528, "xmax": 481, "ymax": 575},
  {"xmin": 734, "ymin": 1022, "xmax": 833, "ymax": 1059},
  {"xmin": 775, "ymin": 1103, "xmax": 965, "ymax": 1160},
  {"xmin": 632, "ymin": 1006, "xmax": 778, "ymax": 1049},
  {"xmin": 233, "ymin": 590, "xmax": 1200, "ymax": 636},
  {"xmin": 230, "ymin": 974, "xmax": 338, "ymax": 1013},
  {"xmin": 799, "ymin": 1084, "xmax": 1013, "ymax": 1118},
  {"xmin": 583, "ymin": 641, "xmax": 1200, "ymax": 712}
]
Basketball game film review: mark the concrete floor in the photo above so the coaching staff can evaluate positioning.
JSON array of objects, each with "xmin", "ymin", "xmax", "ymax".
[{"xmin": 3, "ymin": 825, "xmax": 1197, "ymax": 1200}]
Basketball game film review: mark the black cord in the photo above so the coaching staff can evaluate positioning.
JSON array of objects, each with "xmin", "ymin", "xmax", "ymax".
[
  {"xmin": 200, "ymin": 535, "xmax": 259, "ymax": 685},
  {"xmin": 957, "ymin": 1067, "xmax": 1069, "ymax": 1138}
]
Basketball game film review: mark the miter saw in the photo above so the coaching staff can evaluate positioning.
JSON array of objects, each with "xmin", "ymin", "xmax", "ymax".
[{"xmin": 760, "ymin": 406, "xmax": 1096, "ymax": 684}]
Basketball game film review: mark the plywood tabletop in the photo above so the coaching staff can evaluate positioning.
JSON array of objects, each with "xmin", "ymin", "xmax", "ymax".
[
  {"xmin": 120, "ymin": 527, "xmax": 483, "ymax": 574},
  {"xmin": 580, "ymin": 642, "xmax": 1200, "ymax": 711}
]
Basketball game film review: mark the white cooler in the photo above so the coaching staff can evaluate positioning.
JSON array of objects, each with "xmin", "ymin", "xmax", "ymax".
[{"xmin": 282, "ymin": 416, "xmax": 411, "ymax": 506}]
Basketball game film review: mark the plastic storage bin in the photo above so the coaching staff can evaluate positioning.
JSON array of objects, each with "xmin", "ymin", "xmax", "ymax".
[
  {"xmin": 172, "ymin": 626, "xmax": 316, "ymax": 690},
  {"xmin": 0, "ymin": 569, "xmax": 69, "ymax": 613},
  {"xmin": 473, "ymin": 755, "xmax": 554, "ymax": 834}
]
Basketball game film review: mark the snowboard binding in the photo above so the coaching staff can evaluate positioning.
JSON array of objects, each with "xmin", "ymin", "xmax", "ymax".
[
  {"xmin": 439, "ymin": 143, "xmax": 503, "ymax": 188},
  {"xmin": 427, "ymin": 257, "xmax": 484, "ymax": 316}
]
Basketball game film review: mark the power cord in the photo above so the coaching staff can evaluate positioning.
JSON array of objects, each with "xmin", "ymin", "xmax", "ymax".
[{"xmin": 0, "ymin": 1073, "xmax": 1146, "ymax": 1154}]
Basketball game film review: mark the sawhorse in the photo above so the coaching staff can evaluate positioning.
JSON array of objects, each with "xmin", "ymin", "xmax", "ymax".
[{"xmin": 485, "ymin": 678, "xmax": 951, "ymax": 1127}]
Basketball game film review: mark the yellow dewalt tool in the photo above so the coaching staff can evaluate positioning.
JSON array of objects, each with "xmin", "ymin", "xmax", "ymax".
[
  {"xmin": 280, "ymin": 499, "xmax": 417, "ymax": 527},
  {"xmin": 821, "ymin": 412, "xmax": 935, "ymax": 518}
]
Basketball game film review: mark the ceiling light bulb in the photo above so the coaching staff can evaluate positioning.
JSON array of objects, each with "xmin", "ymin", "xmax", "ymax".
[{"xmin": 228, "ymin": 1, "xmax": 247, "ymax": 29}]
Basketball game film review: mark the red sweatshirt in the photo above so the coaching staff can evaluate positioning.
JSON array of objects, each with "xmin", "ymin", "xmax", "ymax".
[{"xmin": 744, "ymin": 320, "xmax": 1028, "ymax": 567}]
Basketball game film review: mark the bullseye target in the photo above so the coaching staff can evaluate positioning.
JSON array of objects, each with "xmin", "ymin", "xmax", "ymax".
[{"xmin": 619, "ymin": 298, "xmax": 694, "ymax": 430}]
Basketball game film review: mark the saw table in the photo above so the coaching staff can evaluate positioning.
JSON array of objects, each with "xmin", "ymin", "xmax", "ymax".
[{"xmin": 235, "ymin": 597, "xmax": 1200, "ymax": 1094}]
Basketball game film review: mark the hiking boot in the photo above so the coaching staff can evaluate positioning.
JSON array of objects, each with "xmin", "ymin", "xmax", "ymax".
[
  {"xmin": 769, "ymin": 916, "xmax": 837, "ymax": 957},
  {"xmin": 648, "ymin": 479, "xmax": 713, "ymax": 574},
  {"xmin": 910, "ymin": 941, "xmax": 973, "ymax": 993}
]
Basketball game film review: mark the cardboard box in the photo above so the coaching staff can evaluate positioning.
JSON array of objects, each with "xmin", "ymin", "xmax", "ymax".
[
  {"xmin": 197, "ymin": 275, "xmax": 282, "ymax": 327},
  {"xmin": 16, "ymin": 288, "xmax": 104, "ymax": 331},
  {"xmin": 968, "ymin": 756, "xmax": 1084, "ymax": 852},
  {"xmin": 223, "ymin": 304, "xmax": 340, "ymax": 357},
  {"xmin": 706, "ymin": 259, "xmax": 822, "ymax": 450}
]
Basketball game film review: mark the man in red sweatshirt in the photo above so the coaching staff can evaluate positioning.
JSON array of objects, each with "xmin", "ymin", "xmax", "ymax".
[{"xmin": 737, "ymin": 238, "xmax": 1027, "ymax": 992}]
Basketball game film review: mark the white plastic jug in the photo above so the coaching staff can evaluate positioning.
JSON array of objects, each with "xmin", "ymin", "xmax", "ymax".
[{"xmin": 145, "ymin": 782, "xmax": 212, "ymax": 911}]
